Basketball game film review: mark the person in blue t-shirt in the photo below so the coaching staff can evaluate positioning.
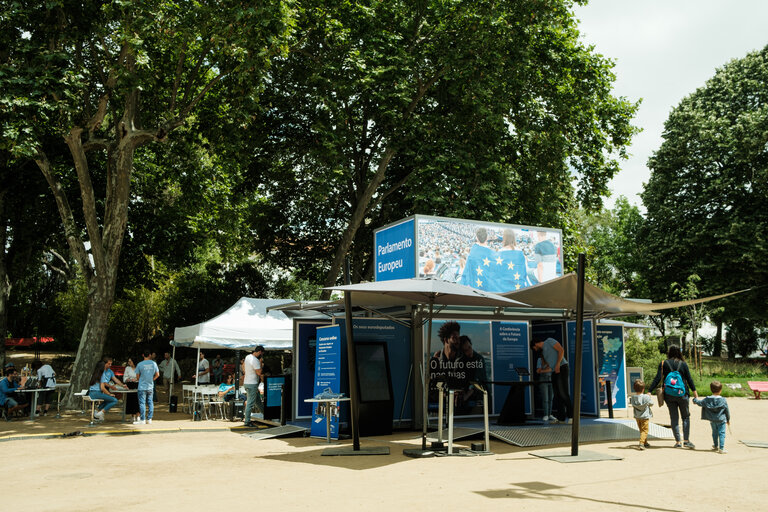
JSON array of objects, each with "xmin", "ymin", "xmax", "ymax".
[
  {"xmin": 1, "ymin": 368, "xmax": 29, "ymax": 420},
  {"xmin": 88, "ymin": 360, "xmax": 119, "ymax": 421},
  {"xmin": 135, "ymin": 350, "xmax": 160, "ymax": 424}
]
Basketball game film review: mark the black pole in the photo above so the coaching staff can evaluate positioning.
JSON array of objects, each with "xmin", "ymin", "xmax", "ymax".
[
  {"xmin": 344, "ymin": 291, "xmax": 360, "ymax": 450},
  {"xmin": 421, "ymin": 301, "xmax": 434, "ymax": 451},
  {"xmin": 233, "ymin": 350, "xmax": 242, "ymax": 421},
  {"xmin": 571, "ymin": 253, "xmax": 586, "ymax": 456},
  {"xmin": 605, "ymin": 380, "xmax": 614, "ymax": 419}
]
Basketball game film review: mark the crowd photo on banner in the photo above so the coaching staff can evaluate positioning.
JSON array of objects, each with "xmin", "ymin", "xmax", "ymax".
[{"xmin": 416, "ymin": 218, "xmax": 562, "ymax": 292}]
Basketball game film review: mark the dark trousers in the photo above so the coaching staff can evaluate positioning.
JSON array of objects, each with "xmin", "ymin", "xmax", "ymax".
[{"xmin": 552, "ymin": 364, "xmax": 573, "ymax": 419}]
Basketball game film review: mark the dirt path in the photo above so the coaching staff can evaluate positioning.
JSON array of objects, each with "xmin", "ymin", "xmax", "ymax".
[{"xmin": 3, "ymin": 396, "xmax": 767, "ymax": 511}]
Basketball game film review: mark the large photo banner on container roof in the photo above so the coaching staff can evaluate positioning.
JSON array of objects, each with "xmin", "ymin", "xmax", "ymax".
[
  {"xmin": 418, "ymin": 217, "xmax": 562, "ymax": 291},
  {"xmin": 310, "ymin": 324, "xmax": 342, "ymax": 439},
  {"xmin": 374, "ymin": 215, "xmax": 563, "ymax": 293}
]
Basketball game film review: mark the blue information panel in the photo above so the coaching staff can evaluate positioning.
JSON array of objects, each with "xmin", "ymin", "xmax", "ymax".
[
  {"xmin": 338, "ymin": 318, "xmax": 413, "ymax": 421},
  {"xmin": 296, "ymin": 321, "xmax": 331, "ymax": 417},
  {"xmin": 374, "ymin": 218, "xmax": 416, "ymax": 281},
  {"xmin": 596, "ymin": 324, "xmax": 627, "ymax": 410},
  {"xmin": 265, "ymin": 376, "xmax": 285, "ymax": 408},
  {"xmin": 491, "ymin": 322, "xmax": 531, "ymax": 414},
  {"xmin": 567, "ymin": 320, "xmax": 598, "ymax": 416},
  {"xmin": 311, "ymin": 325, "xmax": 343, "ymax": 439}
]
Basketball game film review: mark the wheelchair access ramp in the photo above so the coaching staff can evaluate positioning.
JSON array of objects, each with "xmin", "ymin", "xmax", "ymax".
[{"xmin": 241, "ymin": 424, "xmax": 309, "ymax": 440}]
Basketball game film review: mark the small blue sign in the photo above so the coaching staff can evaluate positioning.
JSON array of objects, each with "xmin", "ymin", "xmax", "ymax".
[
  {"xmin": 265, "ymin": 376, "xmax": 285, "ymax": 408},
  {"xmin": 311, "ymin": 325, "xmax": 343, "ymax": 439},
  {"xmin": 374, "ymin": 218, "xmax": 416, "ymax": 281}
]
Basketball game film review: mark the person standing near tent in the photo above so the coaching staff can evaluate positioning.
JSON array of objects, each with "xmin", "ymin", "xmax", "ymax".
[
  {"xmin": 159, "ymin": 352, "xmax": 181, "ymax": 394},
  {"xmin": 243, "ymin": 345, "xmax": 265, "ymax": 427},
  {"xmin": 135, "ymin": 350, "xmax": 160, "ymax": 424},
  {"xmin": 530, "ymin": 337, "xmax": 573, "ymax": 423},
  {"xmin": 196, "ymin": 352, "xmax": 211, "ymax": 384}
]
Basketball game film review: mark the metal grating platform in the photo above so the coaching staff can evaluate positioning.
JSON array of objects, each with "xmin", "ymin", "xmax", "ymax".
[
  {"xmin": 490, "ymin": 420, "xmax": 674, "ymax": 447},
  {"xmin": 242, "ymin": 425, "xmax": 308, "ymax": 440}
]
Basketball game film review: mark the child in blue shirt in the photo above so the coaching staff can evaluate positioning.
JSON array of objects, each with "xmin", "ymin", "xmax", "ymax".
[{"xmin": 693, "ymin": 380, "xmax": 730, "ymax": 453}]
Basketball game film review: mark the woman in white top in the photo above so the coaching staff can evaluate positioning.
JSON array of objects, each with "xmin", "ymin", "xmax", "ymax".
[
  {"xmin": 32, "ymin": 360, "xmax": 56, "ymax": 415},
  {"xmin": 123, "ymin": 358, "xmax": 140, "ymax": 423}
]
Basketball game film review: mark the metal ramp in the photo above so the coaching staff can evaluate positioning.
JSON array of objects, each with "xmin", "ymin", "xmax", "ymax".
[
  {"xmin": 490, "ymin": 420, "xmax": 674, "ymax": 447},
  {"xmin": 242, "ymin": 424, "xmax": 308, "ymax": 440},
  {"xmin": 428, "ymin": 426, "xmax": 484, "ymax": 442}
]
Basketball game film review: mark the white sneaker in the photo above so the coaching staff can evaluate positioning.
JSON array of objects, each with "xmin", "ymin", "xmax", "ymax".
[
  {"xmin": 94, "ymin": 410, "xmax": 105, "ymax": 420},
  {"xmin": 565, "ymin": 418, "xmax": 573, "ymax": 424},
  {"xmin": 718, "ymin": 448, "xmax": 727, "ymax": 454},
  {"xmin": 147, "ymin": 419, "xmax": 152, "ymax": 424},
  {"xmin": 133, "ymin": 419, "xmax": 143, "ymax": 425}
]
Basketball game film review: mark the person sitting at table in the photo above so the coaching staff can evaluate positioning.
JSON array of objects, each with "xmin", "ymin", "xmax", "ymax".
[
  {"xmin": 123, "ymin": 358, "xmax": 141, "ymax": 424},
  {"xmin": 218, "ymin": 374, "xmax": 236, "ymax": 402},
  {"xmin": 1, "ymin": 367, "xmax": 29, "ymax": 420},
  {"xmin": 88, "ymin": 361, "xmax": 119, "ymax": 421},
  {"xmin": 31, "ymin": 360, "xmax": 56, "ymax": 416},
  {"xmin": 101, "ymin": 356, "xmax": 128, "ymax": 390}
]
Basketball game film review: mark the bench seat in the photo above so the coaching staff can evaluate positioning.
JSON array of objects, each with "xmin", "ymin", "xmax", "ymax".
[{"xmin": 747, "ymin": 381, "xmax": 768, "ymax": 399}]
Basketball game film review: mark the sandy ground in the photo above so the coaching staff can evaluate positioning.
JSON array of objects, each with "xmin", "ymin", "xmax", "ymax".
[{"xmin": 2, "ymin": 395, "xmax": 767, "ymax": 512}]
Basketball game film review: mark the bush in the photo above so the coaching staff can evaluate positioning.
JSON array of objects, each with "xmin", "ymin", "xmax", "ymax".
[{"xmin": 625, "ymin": 332, "xmax": 663, "ymax": 385}]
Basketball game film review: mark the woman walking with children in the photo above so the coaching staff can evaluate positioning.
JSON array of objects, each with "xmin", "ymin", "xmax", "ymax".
[{"xmin": 649, "ymin": 345, "xmax": 698, "ymax": 448}]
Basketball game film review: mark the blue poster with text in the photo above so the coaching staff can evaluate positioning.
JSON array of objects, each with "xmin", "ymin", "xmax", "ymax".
[
  {"xmin": 491, "ymin": 322, "xmax": 531, "ymax": 414},
  {"xmin": 374, "ymin": 218, "xmax": 416, "ymax": 281},
  {"xmin": 566, "ymin": 320, "xmax": 598, "ymax": 416},
  {"xmin": 311, "ymin": 325, "xmax": 343, "ymax": 439},
  {"xmin": 596, "ymin": 324, "xmax": 626, "ymax": 410}
]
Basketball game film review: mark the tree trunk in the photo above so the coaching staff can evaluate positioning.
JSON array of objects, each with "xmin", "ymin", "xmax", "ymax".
[
  {"xmin": 0, "ymin": 257, "xmax": 8, "ymax": 370},
  {"xmin": 0, "ymin": 190, "xmax": 8, "ymax": 369},
  {"xmin": 713, "ymin": 321, "xmax": 722, "ymax": 357},
  {"xmin": 62, "ymin": 289, "xmax": 114, "ymax": 407},
  {"xmin": 321, "ymin": 147, "xmax": 397, "ymax": 298}
]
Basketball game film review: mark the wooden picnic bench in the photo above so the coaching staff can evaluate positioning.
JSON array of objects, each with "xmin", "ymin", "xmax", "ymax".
[{"xmin": 747, "ymin": 381, "xmax": 768, "ymax": 399}]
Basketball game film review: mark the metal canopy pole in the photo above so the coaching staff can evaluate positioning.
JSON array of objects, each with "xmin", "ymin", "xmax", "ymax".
[
  {"xmin": 344, "ymin": 291, "xmax": 361, "ymax": 451},
  {"xmin": 571, "ymin": 253, "xmax": 586, "ymax": 456},
  {"xmin": 421, "ymin": 300, "xmax": 434, "ymax": 451}
]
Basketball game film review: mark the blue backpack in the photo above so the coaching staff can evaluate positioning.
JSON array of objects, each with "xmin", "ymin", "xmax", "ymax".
[{"xmin": 664, "ymin": 360, "xmax": 687, "ymax": 397}]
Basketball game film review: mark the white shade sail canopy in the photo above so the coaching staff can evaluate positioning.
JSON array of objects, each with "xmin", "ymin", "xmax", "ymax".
[{"xmin": 172, "ymin": 298, "xmax": 296, "ymax": 351}]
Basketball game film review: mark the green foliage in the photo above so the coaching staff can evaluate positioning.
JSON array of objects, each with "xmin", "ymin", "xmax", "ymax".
[
  {"xmin": 252, "ymin": 0, "xmax": 639, "ymax": 287},
  {"xmin": 54, "ymin": 275, "xmax": 89, "ymax": 350},
  {"xmin": 642, "ymin": 45, "xmax": 768, "ymax": 323},
  {"xmin": 624, "ymin": 331, "xmax": 664, "ymax": 385},
  {"xmin": 725, "ymin": 318, "xmax": 760, "ymax": 358},
  {"xmin": 582, "ymin": 196, "xmax": 647, "ymax": 297}
]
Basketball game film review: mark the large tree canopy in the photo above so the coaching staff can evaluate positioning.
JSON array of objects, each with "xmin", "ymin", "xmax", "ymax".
[
  {"xmin": 642, "ymin": 45, "xmax": 768, "ymax": 323},
  {"xmin": 251, "ymin": 0, "xmax": 638, "ymax": 292},
  {"xmin": 0, "ymin": 0, "xmax": 295, "ymax": 403}
]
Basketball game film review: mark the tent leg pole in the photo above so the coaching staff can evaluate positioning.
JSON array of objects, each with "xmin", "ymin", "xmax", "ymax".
[{"xmin": 170, "ymin": 345, "xmax": 177, "ymax": 405}]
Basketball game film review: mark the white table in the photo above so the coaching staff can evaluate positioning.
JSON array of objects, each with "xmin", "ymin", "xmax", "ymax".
[
  {"xmin": 304, "ymin": 397, "xmax": 350, "ymax": 443},
  {"xmin": 13, "ymin": 387, "xmax": 55, "ymax": 420}
]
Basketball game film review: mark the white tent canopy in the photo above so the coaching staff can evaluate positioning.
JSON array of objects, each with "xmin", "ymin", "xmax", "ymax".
[{"xmin": 172, "ymin": 297, "xmax": 296, "ymax": 351}]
